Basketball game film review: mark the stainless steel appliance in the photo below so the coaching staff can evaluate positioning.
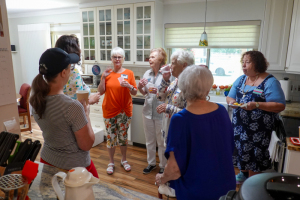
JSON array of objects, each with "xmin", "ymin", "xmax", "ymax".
[
  {"xmin": 219, "ymin": 173, "xmax": 300, "ymax": 200},
  {"xmin": 82, "ymin": 75, "xmax": 93, "ymax": 85},
  {"xmin": 130, "ymin": 97, "xmax": 146, "ymax": 147}
]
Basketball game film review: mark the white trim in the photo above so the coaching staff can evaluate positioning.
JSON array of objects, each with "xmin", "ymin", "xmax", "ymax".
[
  {"xmin": 8, "ymin": 7, "xmax": 80, "ymax": 18},
  {"xmin": 163, "ymin": 0, "xmax": 222, "ymax": 5},
  {"xmin": 79, "ymin": 0, "xmax": 155, "ymax": 9}
]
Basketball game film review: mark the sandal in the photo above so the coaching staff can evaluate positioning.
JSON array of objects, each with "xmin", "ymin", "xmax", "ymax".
[
  {"xmin": 107, "ymin": 163, "xmax": 115, "ymax": 175},
  {"xmin": 120, "ymin": 160, "xmax": 131, "ymax": 172}
]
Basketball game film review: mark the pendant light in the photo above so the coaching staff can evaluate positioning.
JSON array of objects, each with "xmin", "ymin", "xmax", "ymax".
[{"xmin": 199, "ymin": 0, "xmax": 208, "ymax": 46}]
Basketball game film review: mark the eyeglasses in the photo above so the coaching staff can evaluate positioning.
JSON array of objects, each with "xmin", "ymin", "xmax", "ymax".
[
  {"xmin": 241, "ymin": 61, "xmax": 251, "ymax": 65},
  {"xmin": 113, "ymin": 56, "xmax": 123, "ymax": 60},
  {"xmin": 70, "ymin": 64, "xmax": 75, "ymax": 70}
]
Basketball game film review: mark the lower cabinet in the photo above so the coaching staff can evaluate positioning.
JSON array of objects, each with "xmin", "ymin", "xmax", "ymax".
[{"xmin": 89, "ymin": 93, "xmax": 105, "ymax": 130}]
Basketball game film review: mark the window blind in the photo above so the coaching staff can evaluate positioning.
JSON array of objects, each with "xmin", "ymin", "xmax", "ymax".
[{"xmin": 164, "ymin": 21, "xmax": 261, "ymax": 48}]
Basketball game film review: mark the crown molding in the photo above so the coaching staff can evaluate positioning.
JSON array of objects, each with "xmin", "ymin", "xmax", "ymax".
[
  {"xmin": 163, "ymin": 0, "xmax": 223, "ymax": 5},
  {"xmin": 79, "ymin": 0, "xmax": 160, "ymax": 9},
  {"xmin": 8, "ymin": 7, "xmax": 80, "ymax": 19}
]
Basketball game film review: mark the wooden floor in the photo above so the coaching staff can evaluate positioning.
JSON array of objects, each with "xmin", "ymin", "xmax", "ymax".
[{"xmin": 21, "ymin": 116, "xmax": 241, "ymax": 199}]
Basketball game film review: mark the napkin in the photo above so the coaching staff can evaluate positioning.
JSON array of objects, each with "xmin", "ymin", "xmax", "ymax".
[
  {"xmin": 118, "ymin": 76, "xmax": 124, "ymax": 84},
  {"xmin": 268, "ymin": 131, "xmax": 280, "ymax": 163},
  {"xmin": 158, "ymin": 184, "xmax": 176, "ymax": 197}
]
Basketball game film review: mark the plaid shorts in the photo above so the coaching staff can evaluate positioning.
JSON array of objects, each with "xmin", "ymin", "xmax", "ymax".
[{"xmin": 104, "ymin": 111, "xmax": 132, "ymax": 148}]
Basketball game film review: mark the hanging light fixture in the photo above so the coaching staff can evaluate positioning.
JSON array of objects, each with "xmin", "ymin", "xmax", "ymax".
[{"xmin": 199, "ymin": 0, "xmax": 208, "ymax": 46}]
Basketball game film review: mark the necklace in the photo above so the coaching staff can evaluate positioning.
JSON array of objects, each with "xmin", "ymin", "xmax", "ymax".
[{"xmin": 242, "ymin": 75, "xmax": 259, "ymax": 98}]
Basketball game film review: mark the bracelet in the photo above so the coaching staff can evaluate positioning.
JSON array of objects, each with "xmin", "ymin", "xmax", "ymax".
[{"xmin": 130, "ymin": 86, "xmax": 134, "ymax": 91}]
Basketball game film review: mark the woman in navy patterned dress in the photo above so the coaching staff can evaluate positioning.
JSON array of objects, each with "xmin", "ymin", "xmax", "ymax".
[{"xmin": 226, "ymin": 51, "xmax": 285, "ymax": 182}]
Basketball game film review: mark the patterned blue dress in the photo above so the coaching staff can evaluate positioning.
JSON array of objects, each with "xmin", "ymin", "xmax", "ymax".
[{"xmin": 232, "ymin": 75, "xmax": 278, "ymax": 172}]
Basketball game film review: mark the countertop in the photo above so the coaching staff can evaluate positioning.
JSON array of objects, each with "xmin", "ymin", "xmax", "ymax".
[
  {"xmin": 28, "ymin": 162, "xmax": 159, "ymax": 200},
  {"xmin": 286, "ymin": 137, "xmax": 300, "ymax": 152},
  {"xmin": 281, "ymin": 102, "xmax": 300, "ymax": 118}
]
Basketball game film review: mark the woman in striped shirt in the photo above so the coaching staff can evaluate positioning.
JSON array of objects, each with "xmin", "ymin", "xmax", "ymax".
[{"xmin": 30, "ymin": 48, "xmax": 98, "ymax": 178}]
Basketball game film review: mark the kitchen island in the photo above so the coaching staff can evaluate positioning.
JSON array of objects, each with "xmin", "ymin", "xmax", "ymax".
[{"xmin": 28, "ymin": 162, "xmax": 159, "ymax": 200}]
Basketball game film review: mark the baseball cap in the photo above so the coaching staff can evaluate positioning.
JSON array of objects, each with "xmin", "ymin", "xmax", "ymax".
[{"xmin": 39, "ymin": 48, "xmax": 80, "ymax": 76}]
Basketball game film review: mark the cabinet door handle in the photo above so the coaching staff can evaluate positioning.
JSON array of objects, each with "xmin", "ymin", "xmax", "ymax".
[
  {"xmin": 95, "ymin": 125, "xmax": 100, "ymax": 127},
  {"xmin": 94, "ymin": 109, "xmax": 100, "ymax": 111}
]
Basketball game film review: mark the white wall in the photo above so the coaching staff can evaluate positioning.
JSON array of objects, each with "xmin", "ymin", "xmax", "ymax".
[{"xmin": 8, "ymin": 12, "xmax": 80, "ymax": 92}]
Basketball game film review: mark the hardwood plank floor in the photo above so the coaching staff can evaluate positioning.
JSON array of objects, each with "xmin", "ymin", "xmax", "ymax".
[{"xmin": 20, "ymin": 116, "xmax": 241, "ymax": 199}]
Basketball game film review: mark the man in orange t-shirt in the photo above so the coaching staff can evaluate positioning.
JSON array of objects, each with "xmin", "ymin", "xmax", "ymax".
[{"xmin": 98, "ymin": 47, "xmax": 137, "ymax": 175}]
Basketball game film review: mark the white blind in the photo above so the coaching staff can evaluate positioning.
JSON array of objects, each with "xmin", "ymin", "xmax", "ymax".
[{"xmin": 165, "ymin": 21, "xmax": 261, "ymax": 48}]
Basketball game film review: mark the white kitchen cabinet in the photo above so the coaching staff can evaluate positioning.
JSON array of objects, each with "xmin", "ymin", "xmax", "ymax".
[
  {"xmin": 80, "ymin": 8, "xmax": 97, "ymax": 64},
  {"xmin": 134, "ymin": 2, "xmax": 154, "ymax": 65},
  {"xmin": 260, "ymin": 0, "xmax": 293, "ymax": 71},
  {"xmin": 283, "ymin": 140, "xmax": 300, "ymax": 175},
  {"xmin": 97, "ymin": 6, "xmax": 114, "ymax": 63},
  {"xmin": 114, "ymin": 4, "xmax": 134, "ymax": 64},
  {"xmin": 286, "ymin": 0, "xmax": 300, "ymax": 74},
  {"xmin": 80, "ymin": 2, "xmax": 162, "ymax": 66},
  {"xmin": 89, "ymin": 93, "xmax": 105, "ymax": 130}
]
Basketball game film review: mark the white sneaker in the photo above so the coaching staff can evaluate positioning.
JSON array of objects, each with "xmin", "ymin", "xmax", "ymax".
[{"xmin": 158, "ymin": 184, "xmax": 176, "ymax": 197}]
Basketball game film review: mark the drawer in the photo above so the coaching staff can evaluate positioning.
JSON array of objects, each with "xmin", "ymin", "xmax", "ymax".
[
  {"xmin": 90, "ymin": 113, "xmax": 102, "ymax": 119},
  {"xmin": 90, "ymin": 106, "xmax": 102, "ymax": 114},
  {"xmin": 91, "ymin": 120, "xmax": 105, "ymax": 129}
]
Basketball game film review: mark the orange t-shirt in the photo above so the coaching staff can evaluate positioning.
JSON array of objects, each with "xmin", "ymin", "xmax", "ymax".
[{"xmin": 102, "ymin": 69, "xmax": 137, "ymax": 118}]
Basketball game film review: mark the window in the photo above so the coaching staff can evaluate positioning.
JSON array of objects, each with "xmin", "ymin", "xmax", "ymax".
[
  {"xmin": 170, "ymin": 48, "xmax": 252, "ymax": 85},
  {"xmin": 166, "ymin": 21, "xmax": 260, "ymax": 85}
]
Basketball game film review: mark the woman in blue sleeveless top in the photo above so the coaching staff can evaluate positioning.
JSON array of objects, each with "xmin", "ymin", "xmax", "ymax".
[{"xmin": 227, "ymin": 51, "xmax": 285, "ymax": 182}]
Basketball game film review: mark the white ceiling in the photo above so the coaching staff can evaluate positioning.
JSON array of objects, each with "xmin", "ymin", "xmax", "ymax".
[
  {"xmin": 5, "ymin": 0, "xmax": 225, "ymax": 15},
  {"xmin": 6, "ymin": 0, "xmax": 88, "ymax": 14}
]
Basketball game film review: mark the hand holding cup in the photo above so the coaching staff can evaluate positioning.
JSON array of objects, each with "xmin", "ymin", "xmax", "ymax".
[
  {"xmin": 138, "ymin": 78, "xmax": 148, "ymax": 89},
  {"xmin": 160, "ymin": 64, "xmax": 171, "ymax": 81}
]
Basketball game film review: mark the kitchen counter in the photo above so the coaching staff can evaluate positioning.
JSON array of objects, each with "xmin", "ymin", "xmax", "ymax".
[
  {"xmin": 286, "ymin": 137, "xmax": 300, "ymax": 152},
  {"xmin": 28, "ymin": 162, "xmax": 159, "ymax": 200},
  {"xmin": 281, "ymin": 102, "xmax": 300, "ymax": 118}
]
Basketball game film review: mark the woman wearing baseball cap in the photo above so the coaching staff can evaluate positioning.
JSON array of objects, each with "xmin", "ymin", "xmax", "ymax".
[{"xmin": 29, "ymin": 48, "xmax": 98, "ymax": 178}]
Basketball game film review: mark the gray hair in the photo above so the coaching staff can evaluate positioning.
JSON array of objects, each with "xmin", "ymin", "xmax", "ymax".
[
  {"xmin": 111, "ymin": 47, "xmax": 125, "ymax": 58},
  {"xmin": 171, "ymin": 50, "xmax": 194, "ymax": 66},
  {"xmin": 178, "ymin": 65, "xmax": 213, "ymax": 101}
]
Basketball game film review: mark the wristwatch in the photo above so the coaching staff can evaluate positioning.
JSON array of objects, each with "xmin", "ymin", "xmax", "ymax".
[{"xmin": 256, "ymin": 102, "xmax": 259, "ymax": 108}]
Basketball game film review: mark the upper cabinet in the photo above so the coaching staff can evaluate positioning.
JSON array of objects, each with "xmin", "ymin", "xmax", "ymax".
[
  {"xmin": 114, "ymin": 4, "xmax": 134, "ymax": 63},
  {"xmin": 286, "ymin": 0, "xmax": 300, "ymax": 73},
  {"xmin": 81, "ymin": 8, "xmax": 97, "ymax": 63},
  {"xmin": 97, "ymin": 6, "xmax": 114, "ymax": 63},
  {"xmin": 134, "ymin": 2, "xmax": 154, "ymax": 65},
  {"xmin": 260, "ymin": 0, "xmax": 293, "ymax": 71},
  {"xmin": 80, "ymin": 2, "xmax": 158, "ymax": 66}
]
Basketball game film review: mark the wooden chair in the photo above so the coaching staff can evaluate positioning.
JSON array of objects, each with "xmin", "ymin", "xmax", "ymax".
[{"xmin": 18, "ymin": 83, "xmax": 32, "ymax": 133}]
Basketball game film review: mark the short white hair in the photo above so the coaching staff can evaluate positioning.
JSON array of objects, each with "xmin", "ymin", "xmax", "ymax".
[
  {"xmin": 178, "ymin": 65, "xmax": 213, "ymax": 101},
  {"xmin": 171, "ymin": 50, "xmax": 194, "ymax": 66},
  {"xmin": 111, "ymin": 47, "xmax": 125, "ymax": 58}
]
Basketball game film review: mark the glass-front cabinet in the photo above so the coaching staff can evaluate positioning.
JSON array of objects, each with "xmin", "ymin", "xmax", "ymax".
[
  {"xmin": 97, "ymin": 6, "xmax": 114, "ymax": 63},
  {"xmin": 134, "ymin": 2, "xmax": 154, "ymax": 64},
  {"xmin": 80, "ymin": 2, "xmax": 154, "ymax": 65},
  {"xmin": 114, "ymin": 4, "xmax": 133, "ymax": 63},
  {"xmin": 81, "ymin": 8, "xmax": 97, "ymax": 63}
]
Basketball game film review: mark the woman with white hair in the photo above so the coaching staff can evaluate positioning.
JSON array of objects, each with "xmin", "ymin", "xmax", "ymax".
[
  {"xmin": 98, "ymin": 47, "xmax": 137, "ymax": 175},
  {"xmin": 155, "ymin": 65, "xmax": 236, "ymax": 200},
  {"xmin": 156, "ymin": 50, "xmax": 194, "ymax": 145}
]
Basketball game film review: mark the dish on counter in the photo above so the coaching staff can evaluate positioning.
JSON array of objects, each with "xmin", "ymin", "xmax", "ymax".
[{"xmin": 229, "ymin": 103, "xmax": 247, "ymax": 108}]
